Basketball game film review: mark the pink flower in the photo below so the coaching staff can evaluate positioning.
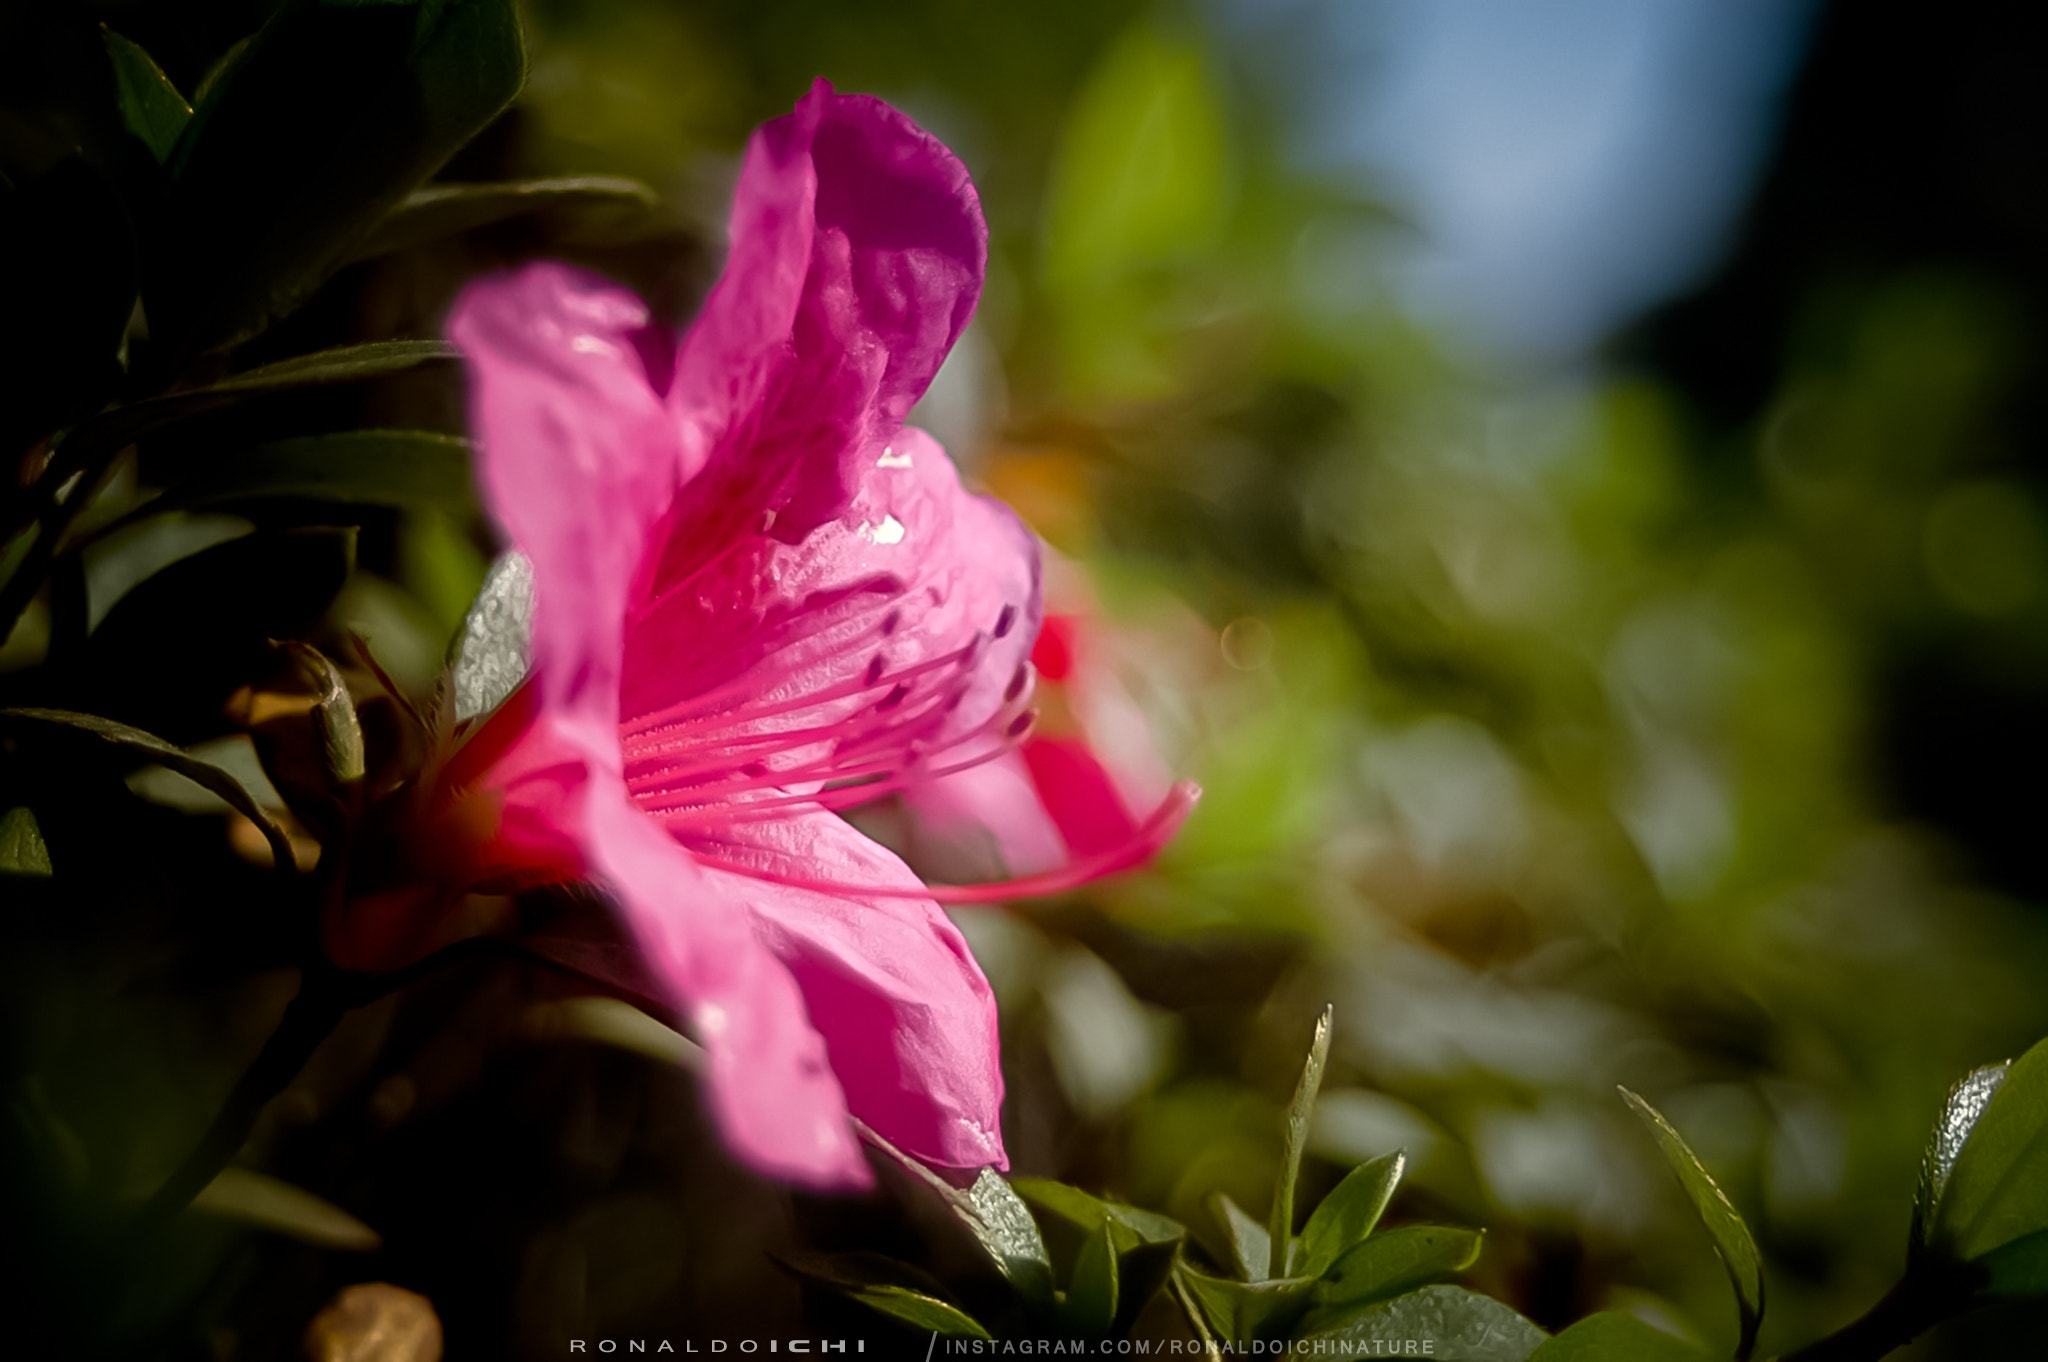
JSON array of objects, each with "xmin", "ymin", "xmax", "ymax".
[
  {"xmin": 432, "ymin": 82, "xmax": 1038, "ymax": 1190},
  {"xmin": 329, "ymin": 83, "xmax": 1196, "ymax": 1191},
  {"xmin": 898, "ymin": 565, "xmax": 1194, "ymax": 890}
]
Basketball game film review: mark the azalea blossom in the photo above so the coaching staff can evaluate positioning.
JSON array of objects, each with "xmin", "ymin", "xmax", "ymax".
[
  {"xmin": 327, "ymin": 83, "xmax": 1191, "ymax": 1189},
  {"xmin": 898, "ymin": 561, "xmax": 1192, "ymax": 887}
]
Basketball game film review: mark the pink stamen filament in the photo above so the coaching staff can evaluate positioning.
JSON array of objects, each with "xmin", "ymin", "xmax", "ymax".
[{"xmin": 677, "ymin": 781, "xmax": 1201, "ymax": 901}]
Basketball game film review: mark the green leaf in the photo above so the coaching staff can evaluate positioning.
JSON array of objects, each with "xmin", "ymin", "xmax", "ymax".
[
  {"xmin": 0, "ymin": 806, "xmax": 53, "ymax": 876},
  {"xmin": 1211, "ymin": 1190, "xmax": 1273, "ymax": 1281},
  {"xmin": 1300, "ymin": 1149, "xmax": 1407, "ymax": 1278},
  {"xmin": 1933, "ymin": 1038, "xmax": 2048, "ymax": 1265},
  {"xmin": 1979, "ymin": 1227, "xmax": 2048, "ymax": 1297},
  {"xmin": 1062, "ymin": 1218, "xmax": 1120, "ymax": 1335},
  {"xmin": 1914, "ymin": 1061, "xmax": 2009, "ymax": 1254},
  {"xmin": 1176, "ymin": 1266, "xmax": 1316, "ymax": 1345},
  {"xmin": 451, "ymin": 551, "xmax": 534, "ymax": 721},
  {"xmin": 1620, "ymin": 1087, "xmax": 1765, "ymax": 1361},
  {"xmin": 346, "ymin": 177, "xmax": 662, "ymax": 261},
  {"xmin": 855, "ymin": 1125, "xmax": 1056, "ymax": 1307},
  {"xmin": 1292, "ymin": 1285, "xmax": 1547, "ymax": 1361},
  {"xmin": 190, "ymin": 1167, "xmax": 378, "ymax": 1250},
  {"xmin": 1013, "ymin": 1177, "xmax": 1184, "ymax": 1248},
  {"xmin": 150, "ymin": 0, "xmax": 525, "ymax": 354},
  {"xmin": 52, "ymin": 342, "xmax": 459, "ymax": 490},
  {"xmin": 775, "ymin": 1252, "xmax": 991, "ymax": 1341},
  {"xmin": 102, "ymin": 28, "xmax": 191, "ymax": 163},
  {"xmin": 0, "ymin": 708, "xmax": 294, "ymax": 873},
  {"xmin": 118, "ymin": 431, "xmax": 475, "ymax": 529},
  {"xmin": 1272, "ymin": 1004, "xmax": 1334, "ymax": 1278},
  {"xmin": 1298, "ymin": 1227, "xmax": 1484, "ymax": 1331},
  {"xmin": 963, "ymin": 1168, "xmax": 1059, "ymax": 1307},
  {"xmin": 1526, "ymin": 1313, "xmax": 1707, "ymax": 1361}
]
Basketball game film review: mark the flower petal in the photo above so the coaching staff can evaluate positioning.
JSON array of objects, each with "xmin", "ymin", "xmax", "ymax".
[
  {"xmin": 679, "ymin": 810, "xmax": 1006, "ymax": 1172},
  {"xmin": 449, "ymin": 263, "xmax": 680, "ymax": 728},
  {"xmin": 652, "ymin": 81, "xmax": 988, "ymax": 588},
  {"xmin": 622, "ymin": 427, "xmax": 1039, "ymax": 815},
  {"xmin": 899, "ymin": 750, "xmax": 1069, "ymax": 881},
  {"xmin": 584, "ymin": 782, "xmax": 872, "ymax": 1188}
]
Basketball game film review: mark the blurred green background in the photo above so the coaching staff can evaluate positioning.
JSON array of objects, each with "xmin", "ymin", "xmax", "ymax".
[{"xmin": 7, "ymin": 0, "xmax": 2048, "ymax": 1357}]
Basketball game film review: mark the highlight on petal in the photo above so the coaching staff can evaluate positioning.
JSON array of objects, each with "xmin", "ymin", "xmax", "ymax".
[{"xmin": 680, "ymin": 810, "xmax": 1007, "ymax": 1172}]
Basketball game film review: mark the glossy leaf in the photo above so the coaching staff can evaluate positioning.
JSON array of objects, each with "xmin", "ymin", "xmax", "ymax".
[
  {"xmin": 1062, "ymin": 1219, "xmax": 1120, "ymax": 1334},
  {"xmin": 0, "ymin": 708, "xmax": 294, "ymax": 872},
  {"xmin": 1979, "ymin": 1228, "xmax": 2048, "ymax": 1296},
  {"xmin": 102, "ymin": 28, "xmax": 191, "ymax": 163},
  {"xmin": 1272, "ymin": 1005, "xmax": 1333, "ymax": 1278},
  {"xmin": 1914, "ymin": 1060, "xmax": 2009, "ymax": 1254},
  {"xmin": 1933, "ymin": 1038, "xmax": 2048, "ymax": 1264},
  {"xmin": 118, "ymin": 431, "xmax": 474, "ymax": 529},
  {"xmin": 452, "ymin": 551, "xmax": 534, "ymax": 721},
  {"xmin": 1292, "ymin": 1285, "xmax": 1547, "ymax": 1361},
  {"xmin": 49, "ymin": 342, "xmax": 459, "ymax": 496},
  {"xmin": 963, "ymin": 1169, "xmax": 1059, "ymax": 1306},
  {"xmin": 346, "ymin": 177, "xmax": 661, "ymax": 261},
  {"xmin": 1620, "ymin": 1087, "xmax": 1765, "ymax": 1360},
  {"xmin": 1526, "ymin": 1313, "xmax": 1707, "ymax": 1361},
  {"xmin": 190, "ymin": 1167, "xmax": 378, "ymax": 1251},
  {"xmin": 1299, "ymin": 1226, "xmax": 1484, "ymax": 1331},
  {"xmin": 1013, "ymin": 1178, "xmax": 1185, "ymax": 1248},
  {"xmin": 0, "ymin": 806, "xmax": 53, "ymax": 876},
  {"xmin": 1176, "ymin": 1265, "xmax": 1316, "ymax": 1344},
  {"xmin": 776, "ymin": 1252, "xmax": 991, "ymax": 1341},
  {"xmin": 1300, "ymin": 1149, "xmax": 1407, "ymax": 1277},
  {"xmin": 149, "ymin": 0, "xmax": 525, "ymax": 354},
  {"xmin": 1211, "ymin": 1190, "xmax": 1274, "ymax": 1281}
]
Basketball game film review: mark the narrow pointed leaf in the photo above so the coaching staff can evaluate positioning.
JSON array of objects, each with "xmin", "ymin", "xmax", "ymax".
[
  {"xmin": 115, "ymin": 432, "xmax": 474, "ymax": 531},
  {"xmin": 859, "ymin": 1124, "xmax": 1057, "ymax": 1310},
  {"xmin": 190, "ymin": 1167, "xmax": 378, "ymax": 1250},
  {"xmin": 52, "ymin": 342, "xmax": 459, "ymax": 489},
  {"xmin": 1175, "ymin": 1266, "xmax": 1316, "ymax": 1346},
  {"xmin": 1302, "ymin": 1226, "xmax": 1484, "ymax": 1328},
  {"xmin": 1292, "ymin": 1285, "xmax": 1547, "ymax": 1360},
  {"xmin": 1934, "ymin": 1038, "xmax": 2048, "ymax": 1264},
  {"xmin": 0, "ymin": 708, "xmax": 293, "ymax": 872},
  {"xmin": 0, "ymin": 806, "xmax": 53, "ymax": 876},
  {"xmin": 775, "ymin": 1253, "xmax": 991, "ymax": 1340},
  {"xmin": 1272, "ymin": 1005, "xmax": 1333, "ymax": 1278},
  {"xmin": 1301, "ymin": 1149, "xmax": 1407, "ymax": 1277},
  {"xmin": 963, "ymin": 1169, "xmax": 1058, "ymax": 1306},
  {"xmin": 1914, "ymin": 1061, "xmax": 2009, "ymax": 1253},
  {"xmin": 1527, "ymin": 1313, "xmax": 1707, "ymax": 1361},
  {"xmin": 1062, "ymin": 1219, "xmax": 1120, "ymax": 1334},
  {"xmin": 1620, "ymin": 1087, "xmax": 1764, "ymax": 1360},
  {"xmin": 150, "ymin": 0, "xmax": 525, "ymax": 354},
  {"xmin": 346, "ymin": 177, "xmax": 661, "ymax": 261},
  {"xmin": 1211, "ymin": 1190, "xmax": 1273, "ymax": 1282},
  {"xmin": 102, "ymin": 28, "xmax": 191, "ymax": 163},
  {"xmin": 1013, "ymin": 1177, "xmax": 1184, "ymax": 1246}
]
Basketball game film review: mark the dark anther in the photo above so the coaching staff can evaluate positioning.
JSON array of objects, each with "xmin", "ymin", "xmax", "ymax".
[
  {"xmin": 1004, "ymin": 663, "xmax": 1029, "ymax": 702},
  {"xmin": 993, "ymin": 604, "xmax": 1017, "ymax": 639},
  {"xmin": 864, "ymin": 655, "xmax": 885, "ymax": 686},
  {"xmin": 878, "ymin": 683, "xmax": 911, "ymax": 711}
]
